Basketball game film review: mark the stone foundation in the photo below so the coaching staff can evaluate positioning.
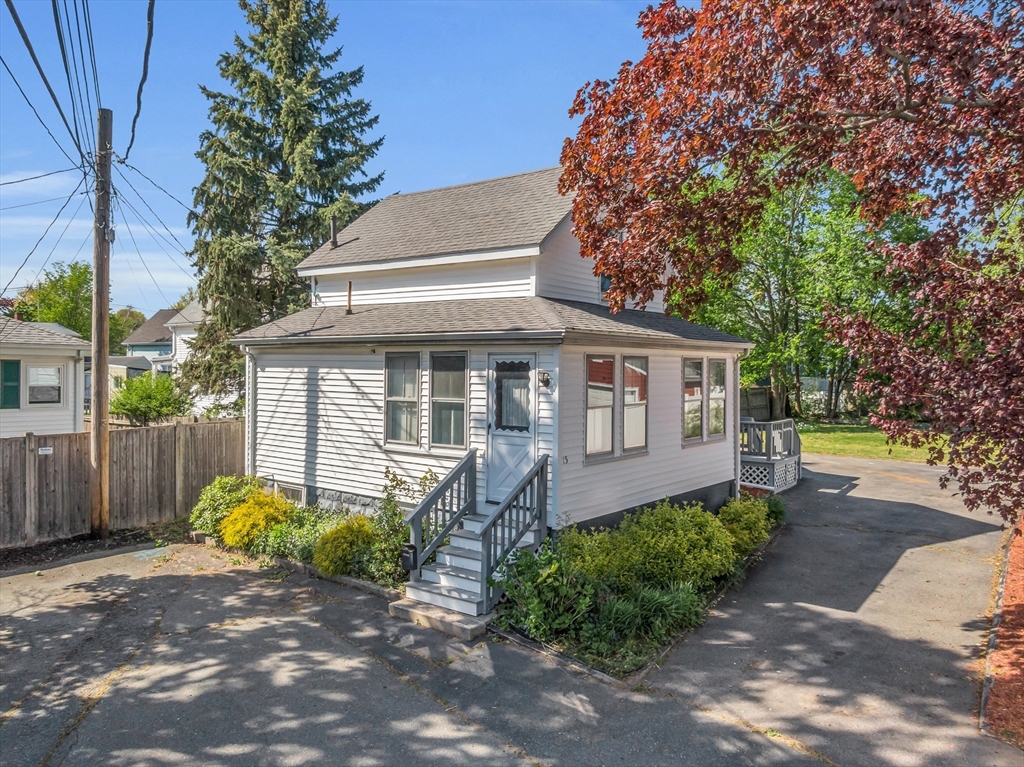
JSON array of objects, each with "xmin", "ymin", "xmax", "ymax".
[{"xmin": 309, "ymin": 485, "xmax": 378, "ymax": 515}]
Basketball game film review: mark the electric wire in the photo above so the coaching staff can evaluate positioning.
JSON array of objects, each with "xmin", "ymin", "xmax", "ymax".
[
  {"xmin": 0, "ymin": 167, "xmax": 80, "ymax": 186},
  {"xmin": 112, "ymin": 203, "xmax": 172, "ymax": 306},
  {"xmin": 69, "ymin": 0, "xmax": 96, "ymax": 124},
  {"xmin": 29, "ymin": 191, "xmax": 89, "ymax": 283},
  {"xmin": 3, "ymin": 0, "xmax": 87, "ymax": 161},
  {"xmin": 0, "ymin": 192, "xmax": 87, "ymax": 210},
  {"xmin": 82, "ymin": 0, "xmax": 100, "ymax": 107},
  {"xmin": 50, "ymin": 0, "xmax": 85, "ymax": 155},
  {"xmin": 0, "ymin": 54, "xmax": 84, "ymax": 170},
  {"xmin": 111, "ymin": 182, "xmax": 194, "ymax": 279},
  {"xmin": 1, "ymin": 175, "xmax": 86, "ymax": 297},
  {"xmin": 123, "ymin": 0, "xmax": 155, "ymax": 161},
  {"xmin": 112, "ymin": 164, "xmax": 188, "ymax": 252}
]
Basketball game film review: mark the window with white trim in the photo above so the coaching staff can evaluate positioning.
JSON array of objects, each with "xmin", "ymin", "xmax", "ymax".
[
  {"xmin": 385, "ymin": 353, "xmax": 418, "ymax": 445},
  {"xmin": 586, "ymin": 355, "xmax": 614, "ymax": 456},
  {"xmin": 683, "ymin": 358, "xmax": 704, "ymax": 441},
  {"xmin": 708, "ymin": 359, "xmax": 727, "ymax": 438},
  {"xmin": 622, "ymin": 356, "xmax": 648, "ymax": 451},
  {"xmin": 28, "ymin": 366, "xmax": 61, "ymax": 405},
  {"xmin": 430, "ymin": 353, "xmax": 466, "ymax": 448}
]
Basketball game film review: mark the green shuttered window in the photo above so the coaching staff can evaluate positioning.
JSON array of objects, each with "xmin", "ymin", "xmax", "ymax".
[{"xmin": 1, "ymin": 360, "xmax": 20, "ymax": 409}]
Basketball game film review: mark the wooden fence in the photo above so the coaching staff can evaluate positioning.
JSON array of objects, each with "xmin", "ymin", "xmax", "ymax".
[
  {"xmin": 740, "ymin": 387, "xmax": 772, "ymax": 422},
  {"xmin": 0, "ymin": 419, "xmax": 244, "ymax": 549}
]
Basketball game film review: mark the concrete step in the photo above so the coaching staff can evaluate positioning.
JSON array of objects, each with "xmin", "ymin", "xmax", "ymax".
[
  {"xmin": 405, "ymin": 581, "xmax": 484, "ymax": 616},
  {"xmin": 421, "ymin": 563, "xmax": 481, "ymax": 592},
  {"xmin": 437, "ymin": 545, "xmax": 481, "ymax": 572},
  {"xmin": 388, "ymin": 598, "xmax": 491, "ymax": 641}
]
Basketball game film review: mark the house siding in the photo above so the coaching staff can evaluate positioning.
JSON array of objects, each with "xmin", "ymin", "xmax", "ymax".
[
  {"xmin": 251, "ymin": 344, "xmax": 557, "ymax": 512},
  {"xmin": 315, "ymin": 258, "xmax": 533, "ymax": 306},
  {"xmin": 556, "ymin": 345, "xmax": 737, "ymax": 525},
  {"xmin": 535, "ymin": 217, "xmax": 665, "ymax": 312},
  {"xmin": 0, "ymin": 353, "xmax": 84, "ymax": 438}
]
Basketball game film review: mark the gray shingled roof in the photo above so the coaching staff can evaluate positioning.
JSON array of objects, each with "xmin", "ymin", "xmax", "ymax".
[
  {"xmin": 0, "ymin": 318, "xmax": 91, "ymax": 349},
  {"xmin": 233, "ymin": 298, "xmax": 750, "ymax": 348},
  {"xmin": 123, "ymin": 308, "xmax": 179, "ymax": 345},
  {"xmin": 298, "ymin": 167, "xmax": 572, "ymax": 272},
  {"xmin": 164, "ymin": 300, "xmax": 204, "ymax": 327}
]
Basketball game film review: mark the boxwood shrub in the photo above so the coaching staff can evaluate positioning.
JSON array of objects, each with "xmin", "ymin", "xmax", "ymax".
[
  {"xmin": 313, "ymin": 516, "xmax": 374, "ymax": 577},
  {"xmin": 219, "ymin": 491, "xmax": 297, "ymax": 551}
]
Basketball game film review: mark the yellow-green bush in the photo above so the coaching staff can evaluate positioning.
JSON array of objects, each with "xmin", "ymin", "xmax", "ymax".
[
  {"xmin": 718, "ymin": 496, "xmax": 771, "ymax": 558},
  {"xmin": 219, "ymin": 491, "xmax": 297, "ymax": 551},
  {"xmin": 559, "ymin": 500, "xmax": 737, "ymax": 593},
  {"xmin": 312, "ymin": 516, "xmax": 374, "ymax": 577}
]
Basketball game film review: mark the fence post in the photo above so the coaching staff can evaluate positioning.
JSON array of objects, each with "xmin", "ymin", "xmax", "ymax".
[
  {"xmin": 174, "ymin": 421, "xmax": 186, "ymax": 520},
  {"xmin": 24, "ymin": 433, "xmax": 38, "ymax": 546}
]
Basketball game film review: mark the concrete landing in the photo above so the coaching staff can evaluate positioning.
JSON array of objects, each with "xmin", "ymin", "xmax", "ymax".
[{"xmin": 389, "ymin": 597, "xmax": 492, "ymax": 641}]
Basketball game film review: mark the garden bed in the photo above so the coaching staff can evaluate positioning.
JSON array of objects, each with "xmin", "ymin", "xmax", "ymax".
[{"xmin": 982, "ymin": 528, "xmax": 1024, "ymax": 749}]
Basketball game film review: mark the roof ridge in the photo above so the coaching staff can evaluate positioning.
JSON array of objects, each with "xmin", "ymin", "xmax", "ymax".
[{"xmin": 389, "ymin": 166, "xmax": 563, "ymax": 200}]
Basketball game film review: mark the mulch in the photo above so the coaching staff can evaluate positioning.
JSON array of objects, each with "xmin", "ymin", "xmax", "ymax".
[{"xmin": 985, "ymin": 529, "xmax": 1024, "ymax": 750}]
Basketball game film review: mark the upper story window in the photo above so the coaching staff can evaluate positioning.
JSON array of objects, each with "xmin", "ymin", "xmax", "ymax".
[
  {"xmin": 28, "ymin": 366, "xmax": 61, "ymax": 405},
  {"xmin": 430, "ymin": 354, "xmax": 467, "ymax": 448},
  {"xmin": 708, "ymin": 359, "xmax": 727, "ymax": 438},
  {"xmin": 683, "ymin": 358, "xmax": 704, "ymax": 441},
  {"xmin": 586, "ymin": 356, "xmax": 614, "ymax": 456},
  {"xmin": 622, "ymin": 356, "xmax": 648, "ymax": 451},
  {"xmin": 385, "ymin": 353, "xmax": 419, "ymax": 445},
  {"xmin": 599, "ymin": 274, "xmax": 612, "ymax": 297},
  {"xmin": 1, "ymin": 360, "xmax": 20, "ymax": 409}
]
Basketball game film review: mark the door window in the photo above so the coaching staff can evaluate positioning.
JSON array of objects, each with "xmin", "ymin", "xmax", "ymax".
[{"xmin": 494, "ymin": 360, "xmax": 530, "ymax": 432}]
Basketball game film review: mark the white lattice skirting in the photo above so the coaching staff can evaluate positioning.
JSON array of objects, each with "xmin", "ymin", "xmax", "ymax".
[{"xmin": 740, "ymin": 456, "xmax": 801, "ymax": 493}]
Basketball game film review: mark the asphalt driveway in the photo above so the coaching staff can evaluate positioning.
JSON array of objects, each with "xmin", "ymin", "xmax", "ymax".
[{"xmin": 1, "ymin": 454, "xmax": 1019, "ymax": 766}]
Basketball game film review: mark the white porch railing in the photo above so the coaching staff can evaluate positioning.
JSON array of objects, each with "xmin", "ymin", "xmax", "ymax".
[{"xmin": 739, "ymin": 419, "xmax": 801, "ymax": 493}]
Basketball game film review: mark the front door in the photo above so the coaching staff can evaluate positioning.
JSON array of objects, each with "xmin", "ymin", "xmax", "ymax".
[{"xmin": 486, "ymin": 353, "xmax": 536, "ymax": 502}]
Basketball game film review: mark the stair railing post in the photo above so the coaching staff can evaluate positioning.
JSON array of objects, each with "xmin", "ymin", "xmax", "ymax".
[
  {"xmin": 480, "ymin": 526, "xmax": 492, "ymax": 612},
  {"xmin": 467, "ymin": 453, "xmax": 476, "ymax": 514},
  {"xmin": 537, "ymin": 458, "xmax": 548, "ymax": 542},
  {"xmin": 409, "ymin": 517, "xmax": 423, "ymax": 582}
]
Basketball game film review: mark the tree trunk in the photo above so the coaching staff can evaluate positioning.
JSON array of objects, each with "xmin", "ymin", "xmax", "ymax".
[
  {"xmin": 769, "ymin": 365, "xmax": 788, "ymax": 421},
  {"xmin": 792, "ymin": 363, "xmax": 803, "ymax": 417}
]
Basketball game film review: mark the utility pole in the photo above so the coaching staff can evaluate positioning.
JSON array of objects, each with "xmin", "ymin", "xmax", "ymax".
[{"xmin": 91, "ymin": 108, "xmax": 112, "ymax": 539}]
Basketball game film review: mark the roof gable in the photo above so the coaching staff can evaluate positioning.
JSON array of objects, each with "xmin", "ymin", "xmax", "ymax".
[
  {"xmin": 123, "ymin": 308, "xmax": 179, "ymax": 346},
  {"xmin": 0, "ymin": 318, "xmax": 91, "ymax": 349},
  {"xmin": 298, "ymin": 167, "xmax": 572, "ymax": 273}
]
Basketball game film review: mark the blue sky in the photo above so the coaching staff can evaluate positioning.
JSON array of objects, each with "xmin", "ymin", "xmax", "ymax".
[{"xmin": 0, "ymin": 0, "xmax": 651, "ymax": 315}]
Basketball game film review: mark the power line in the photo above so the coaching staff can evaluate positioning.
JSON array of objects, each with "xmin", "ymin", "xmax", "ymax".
[
  {"xmin": 0, "ymin": 192, "xmax": 87, "ymax": 210},
  {"xmin": 5, "ymin": 0, "xmax": 87, "ymax": 162},
  {"xmin": 113, "ymin": 204, "xmax": 172, "ymax": 306},
  {"xmin": 0, "ymin": 175, "xmax": 85, "ymax": 297},
  {"xmin": 29, "ymin": 191, "xmax": 89, "ymax": 283},
  {"xmin": 51, "ymin": 0, "xmax": 86, "ymax": 155},
  {"xmin": 112, "ymin": 164, "xmax": 188, "ymax": 251},
  {"xmin": 110, "ymin": 183, "xmax": 194, "ymax": 279},
  {"xmin": 119, "ymin": 160, "xmax": 195, "ymax": 215},
  {"xmin": 123, "ymin": 0, "xmax": 155, "ymax": 161},
  {"xmin": 0, "ymin": 167, "xmax": 80, "ymax": 186},
  {"xmin": 82, "ymin": 0, "xmax": 100, "ymax": 107},
  {"xmin": 0, "ymin": 54, "xmax": 84, "ymax": 170}
]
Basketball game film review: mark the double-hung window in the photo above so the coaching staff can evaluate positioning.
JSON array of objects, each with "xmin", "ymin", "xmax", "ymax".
[
  {"xmin": 430, "ymin": 354, "xmax": 466, "ymax": 448},
  {"xmin": 28, "ymin": 366, "xmax": 61, "ymax": 405},
  {"xmin": 1, "ymin": 360, "xmax": 20, "ymax": 409},
  {"xmin": 622, "ymin": 356, "xmax": 648, "ymax": 451},
  {"xmin": 683, "ymin": 358, "xmax": 704, "ymax": 441},
  {"xmin": 385, "ymin": 353, "xmax": 419, "ymax": 445},
  {"xmin": 708, "ymin": 359, "xmax": 727, "ymax": 438},
  {"xmin": 586, "ymin": 356, "xmax": 614, "ymax": 456}
]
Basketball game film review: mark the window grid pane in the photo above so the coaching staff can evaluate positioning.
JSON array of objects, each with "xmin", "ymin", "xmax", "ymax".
[
  {"xmin": 431, "ymin": 354, "xmax": 467, "ymax": 446},
  {"xmin": 623, "ymin": 356, "xmax": 647, "ymax": 450},
  {"xmin": 28, "ymin": 366, "xmax": 61, "ymax": 404},
  {"xmin": 385, "ymin": 354, "xmax": 419, "ymax": 444},
  {"xmin": 586, "ymin": 356, "xmax": 614, "ymax": 455}
]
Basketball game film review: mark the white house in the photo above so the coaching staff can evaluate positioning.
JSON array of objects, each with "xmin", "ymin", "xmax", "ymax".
[
  {"xmin": 0, "ymin": 318, "xmax": 89, "ymax": 438},
  {"xmin": 234, "ymin": 167, "xmax": 754, "ymax": 615},
  {"xmin": 122, "ymin": 308, "xmax": 177, "ymax": 363}
]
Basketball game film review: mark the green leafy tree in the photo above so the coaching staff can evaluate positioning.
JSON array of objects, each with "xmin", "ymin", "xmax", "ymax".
[
  {"xmin": 9, "ymin": 261, "xmax": 145, "ymax": 353},
  {"xmin": 185, "ymin": 0, "xmax": 384, "ymax": 399},
  {"xmin": 109, "ymin": 374, "xmax": 191, "ymax": 426}
]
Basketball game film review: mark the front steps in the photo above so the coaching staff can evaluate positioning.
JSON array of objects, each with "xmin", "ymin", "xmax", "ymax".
[{"xmin": 405, "ymin": 519, "xmax": 540, "ymax": 616}]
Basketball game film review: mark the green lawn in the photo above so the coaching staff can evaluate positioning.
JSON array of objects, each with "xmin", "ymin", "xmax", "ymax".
[{"xmin": 796, "ymin": 423, "xmax": 934, "ymax": 462}]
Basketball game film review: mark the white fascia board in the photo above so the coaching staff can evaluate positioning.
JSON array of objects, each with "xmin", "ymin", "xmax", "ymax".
[
  {"xmin": 296, "ymin": 245, "xmax": 541, "ymax": 278},
  {"xmin": 0, "ymin": 343, "xmax": 91, "ymax": 355}
]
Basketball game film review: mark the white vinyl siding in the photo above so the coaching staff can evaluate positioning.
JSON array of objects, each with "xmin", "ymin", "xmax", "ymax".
[
  {"xmin": 535, "ymin": 217, "xmax": 666, "ymax": 311},
  {"xmin": 252, "ymin": 345, "xmax": 557, "ymax": 512},
  {"xmin": 315, "ymin": 258, "xmax": 533, "ymax": 306},
  {"xmin": 558, "ymin": 346, "xmax": 737, "ymax": 525},
  {"xmin": 0, "ymin": 353, "xmax": 84, "ymax": 438}
]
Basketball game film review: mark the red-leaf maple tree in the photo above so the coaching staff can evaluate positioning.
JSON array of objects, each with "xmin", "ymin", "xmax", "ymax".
[{"xmin": 560, "ymin": 0, "xmax": 1023, "ymax": 525}]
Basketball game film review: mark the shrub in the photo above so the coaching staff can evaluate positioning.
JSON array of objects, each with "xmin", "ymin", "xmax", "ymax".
[
  {"xmin": 219, "ymin": 491, "xmax": 297, "ymax": 551},
  {"xmin": 718, "ymin": 496, "xmax": 771, "ymax": 558},
  {"xmin": 109, "ymin": 373, "xmax": 190, "ymax": 426},
  {"xmin": 765, "ymin": 495, "xmax": 786, "ymax": 527},
  {"xmin": 190, "ymin": 475, "xmax": 261, "ymax": 535},
  {"xmin": 313, "ymin": 516, "xmax": 374, "ymax": 576},
  {"xmin": 559, "ymin": 500, "xmax": 737, "ymax": 593},
  {"xmin": 494, "ymin": 541, "xmax": 594, "ymax": 643},
  {"xmin": 592, "ymin": 583, "xmax": 702, "ymax": 644},
  {"xmin": 363, "ymin": 468, "xmax": 438, "ymax": 588},
  {"xmin": 255, "ymin": 506, "xmax": 346, "ymax": 562}
]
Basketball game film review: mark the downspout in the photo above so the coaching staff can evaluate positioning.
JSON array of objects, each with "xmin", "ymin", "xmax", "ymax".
[
  {"xmin": 734, "ymin": 349, "xmax": 749, "ymax": 498},
  {"xmin": 243, "ymin": 347, "xmax": 257, "ymax": 476}
]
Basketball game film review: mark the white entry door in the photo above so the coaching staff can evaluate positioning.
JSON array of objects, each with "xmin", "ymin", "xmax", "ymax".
[{"xmin": 486, "ymin": 353, "xmax": 536, "ymax": 503}]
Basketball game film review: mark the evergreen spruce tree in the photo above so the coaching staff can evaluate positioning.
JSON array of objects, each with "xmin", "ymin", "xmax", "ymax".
[{"xmin": 185, "ymin": 0, "xmax": 382, "ymax": 398}]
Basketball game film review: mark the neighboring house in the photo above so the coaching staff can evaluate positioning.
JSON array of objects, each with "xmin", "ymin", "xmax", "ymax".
[
  {"xmin": 123, "ymin": 308, "xmax": 178, "ymax": 369},
  {"xmin": 0, "ymin": 318, "xmax": 89, "ymax": 438},
  {"xmin": 164, "ymin": 300, "xmax": 204, "ymax": 373},
  {"xmin": 233, "ymin": 167, "xmax": 754, "ymax": 615}
]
